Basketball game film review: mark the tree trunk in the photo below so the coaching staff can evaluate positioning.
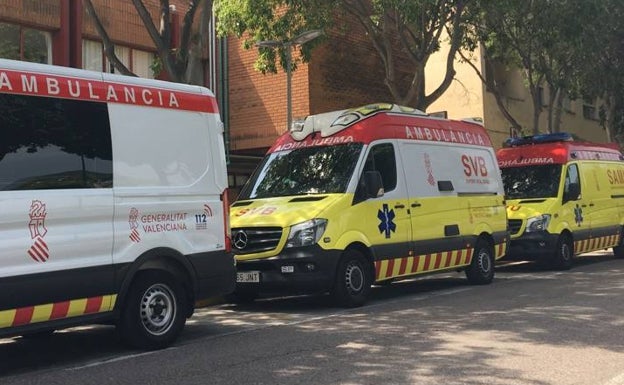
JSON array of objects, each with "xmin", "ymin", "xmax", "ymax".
[
  {"xmin": 552, "ymin": 88, "xmax": 564, "ymax": 133},
  {"xmin": 604, "ymin": 93, "xmax": 616, "ymax": 143}
]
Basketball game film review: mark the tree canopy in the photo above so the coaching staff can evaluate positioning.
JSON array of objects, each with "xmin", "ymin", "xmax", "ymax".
[{"xmin": 214, "ymin": 0, "xmax": 477, "ymax": 111}]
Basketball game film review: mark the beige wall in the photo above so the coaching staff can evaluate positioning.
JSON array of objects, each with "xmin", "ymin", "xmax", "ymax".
[{"xmin": 425, "ymin": 40, "xmax": 606, "ymax": 148}]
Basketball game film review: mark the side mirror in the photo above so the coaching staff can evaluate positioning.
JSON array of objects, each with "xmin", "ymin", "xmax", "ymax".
[
  {"xmin": 363, "ymin": 171, "xmax": 384, "ymax": 198},
  {"xmin": 564, "ymin": 182, "xmax": 580, "ymax": 203}
]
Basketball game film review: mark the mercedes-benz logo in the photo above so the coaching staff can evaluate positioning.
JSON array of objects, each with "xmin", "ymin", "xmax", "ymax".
[{"xmin": 233, "ymin": 230, "xmax": 248, "ymax": 250}]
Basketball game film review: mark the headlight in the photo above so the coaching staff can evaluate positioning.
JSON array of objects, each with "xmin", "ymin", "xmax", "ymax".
[
  {"xmin": 285, "ymin": 219, "xmax": 327, "ymax": 248},
  {"xmin": 525, "ymin": 214, "xmax": 551, "ymax": 232}
]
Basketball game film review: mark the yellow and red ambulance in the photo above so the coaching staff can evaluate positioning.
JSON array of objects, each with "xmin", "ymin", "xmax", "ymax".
[
  {"xmin": 497, "ymin": 133, "xmax": 624, "ymax": 269},
  {"xmin": 230, "ymin": 103, "xmax": 508, "ymax": 307}
]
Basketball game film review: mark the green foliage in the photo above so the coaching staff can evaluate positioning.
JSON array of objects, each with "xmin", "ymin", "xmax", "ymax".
[{"xmin": 214, "ymin": 0, "xmax": 334, "ymax": 73}]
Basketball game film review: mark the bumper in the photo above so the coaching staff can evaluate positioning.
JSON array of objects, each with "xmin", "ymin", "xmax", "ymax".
[
  {"xmin": 189, "ymin": 250, "xmax": 236, "ymax": 300},
  {"xmin": 234, "ymin": 245, "xmax": 342, "ymax": 295},
  {"xmin": 504, "ymin": 231, "xmax": 559, "ymax": 261}
]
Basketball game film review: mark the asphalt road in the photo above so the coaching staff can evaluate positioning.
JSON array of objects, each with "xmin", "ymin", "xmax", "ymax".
[{"xmin": 2, "ymin": 251, "xmax": 624, "ymax": 385}]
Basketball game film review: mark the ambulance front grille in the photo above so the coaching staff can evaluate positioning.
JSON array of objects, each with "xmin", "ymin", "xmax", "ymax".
[
  {"xmin": 231, "ymin": 227, "xmax": 283, "ymax": 254},
  {"xmin": 508, "ymin": 219, "xmax": 523, "ymax": 235}
]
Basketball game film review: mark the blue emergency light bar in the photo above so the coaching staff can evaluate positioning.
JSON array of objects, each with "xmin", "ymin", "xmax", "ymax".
[{"xmin": 503, "ymin": 132, "xmax": 573, "ymax": 148}]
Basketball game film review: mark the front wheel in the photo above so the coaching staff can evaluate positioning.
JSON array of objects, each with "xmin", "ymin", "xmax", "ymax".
[
  {"xmin": 118, "ymin": 271, "xmax": 187, "ymax": 350},
  {"xmin": 465, "ymin": 240, "xmax": 495, "ymax": 285},
  {"xmin": 552, "ymin": 234, "xmax": 573, "ymax": 270},
  {"xmin": 331, "ymin": 249, "xmax": 371, "ymax": 308}
]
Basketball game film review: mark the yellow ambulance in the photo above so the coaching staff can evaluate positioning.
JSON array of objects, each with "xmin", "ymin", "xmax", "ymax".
[
  {"xmin": 231, "ymin": 103, "xmax": 508, "ymax": 306},
  {"xmin": 497, "ymin": 133, "xmax": 624, "ymax": 269}
]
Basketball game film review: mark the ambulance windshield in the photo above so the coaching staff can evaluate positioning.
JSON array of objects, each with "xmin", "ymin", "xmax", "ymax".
[
  {"xmin": 501, "ymin": 165, "xmax": 562, "ymax": 199},
  {"xmin": 239, "ymin": 143, "xmax": 363, "ymax": 199}
]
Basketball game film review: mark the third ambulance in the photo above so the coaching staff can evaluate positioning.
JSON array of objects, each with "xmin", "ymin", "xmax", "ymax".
[
  {"xmin": 230, "ymin": 103, "xmax": 508, "ymax": 307},
  {"xmin": 497, "ymin": 133, "xmax": 624, "ymax": 269}
]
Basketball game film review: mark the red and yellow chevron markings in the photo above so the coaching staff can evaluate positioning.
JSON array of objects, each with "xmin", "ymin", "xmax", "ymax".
[
  {"xmin": 0, "ymin": 294, "xmax": 117, "ymax": 329},
  {"xmin": 375, "ymin": 248, "xmax": 473, "ymax": 282},
  {"xmin": 574, "ymin": 233, "xmax": 620, "ymax": 254},
  {"xmin": 375, "ymin": 241, "xmax": 507, "ymax": 282}
]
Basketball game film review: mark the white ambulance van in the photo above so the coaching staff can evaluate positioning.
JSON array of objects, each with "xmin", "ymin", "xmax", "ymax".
[
  {"xmin": 0, "ymin": 59, "xmax": 235, "ymax": 349},
  {"xmin": 497, "ymin": 132, "xmax": 624, "ymax": 269},
  {"xmin": 230, "ymin": 103, "xmax": 508, "ymax": 307}
]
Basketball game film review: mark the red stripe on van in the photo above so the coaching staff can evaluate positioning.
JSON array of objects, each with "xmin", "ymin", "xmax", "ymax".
[
  {"xmin": 85, "ymin": 297, "xmax": 104, "ymax": 314},
  {"xmin": 443, "ymin": 251, "xmax": 452, "ymax": 268},
  {"xmin": 374, "ymin": 261, "xmax": 381, "ymax": 279},
  {"xmin": 423, "ymin": 255, "xmax": 432, "ymax": 271},
  {"xmin": 386, "ymin": 259, "xmax": 395, "ymax": 277},
  {"xmin": 398, "ymin": 257, "xmax": 408, "ymax": 275},
  {"xmin": 12, "ymin": 307, "xmax": 34, "ymax": 326},
  {"xmin": 465, "ymin": 248, "xmax": 474, "ymax": 264},
  {"xmin": 0, "ymin": 69, "xmax": 218, "ymax": 113},
  {"xmin": 434, "ymin": 253, "xmax": 443, "ymax": 269},
  {"xmin": 50, "ymin": 301, "xmax": 70, "ymax": 320},
  {"xmin": 454, "ymin": 250, "xmax": 463, "ymax": 266}
]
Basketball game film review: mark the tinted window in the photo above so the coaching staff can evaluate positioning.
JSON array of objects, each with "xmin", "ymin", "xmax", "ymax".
[
  {"xmin": 0, "ymin": 93, "xmax": 112, "ymax": 190},
  {"xmin": 564, "ymin": 164, "xmax": 580, "ymax": 193},
  {"xmin": 363, "ymin": 143, "xmax": 397, "ymax": 191}
]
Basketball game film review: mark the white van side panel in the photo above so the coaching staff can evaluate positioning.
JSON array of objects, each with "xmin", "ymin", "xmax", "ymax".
[
  {"xmin": 398, "ymin": 141, "xmax": 503, "ymax": 197},
  {"xmin": 109, "ymin": 104, "xmax": 227, "ymax": 264},
  {"xmin": 109, "ymin": 104, "xmax": 222, "ymax": 191},
  {"xmin": 0, "ymin": 189, "xmax": 113, "ymax": 278}
]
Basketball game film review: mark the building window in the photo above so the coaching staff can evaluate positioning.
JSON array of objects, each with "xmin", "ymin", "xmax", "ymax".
[
  {"xmin": 82, "ymin": 39, "xmax": 104, "ymax": 72},
  {"xmin": 0, "ymin": 23, "xmax": 52, "ymax": 64},
  {"xmin": 82, "ymin": 40, "xmax": 154, "ymax": 78},
  {"xmin": 583, "ymin": 98, "xmax": 598, "ymax": 120},
  {"xmin": 132, "ymin": 50, "xmax": 155, "ymax": 79}
]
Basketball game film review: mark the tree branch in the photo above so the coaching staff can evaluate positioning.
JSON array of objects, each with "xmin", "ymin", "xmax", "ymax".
[
  {"xmin": 83, "ymin": 0, "xmax": 135, "ymax": 76},
  {"xmin": 131, "ymin": 0, "xmax": 180, "ymax": 81}
]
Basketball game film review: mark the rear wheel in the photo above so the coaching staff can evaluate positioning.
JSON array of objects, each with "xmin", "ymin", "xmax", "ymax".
[
  {"xmin": 552, "ymin": 234, "xmax": 573, "ymax": 270},
  {"xmin": 118, "ymin": 271, "xmax": 187, "ymax": 350},
  {"xmin": 331, "ymin": 249, "xmax": 371, "ymax": 307},
  {"xmin": 465, "ymin": 240, "xmax": 495, "ymax": 285}
]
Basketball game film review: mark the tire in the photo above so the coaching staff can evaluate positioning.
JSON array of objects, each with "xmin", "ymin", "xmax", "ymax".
[
  {"xmin": 552, "ymin": 234, "xmax": 573, "ymax": 270},
  {"xmin": 331, "ymin": 249, "xmax": 371, "ymax": 308},
  {"xmin": 118, "ymin": 271, "xmax": 187, "ymax": 350},
  {"xmin": 465, "ymin": 240, "xmax": 495, "ymax": 285}
]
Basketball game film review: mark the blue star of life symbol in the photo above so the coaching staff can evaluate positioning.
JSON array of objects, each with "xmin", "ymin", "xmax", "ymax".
[
  {"xmin": 574, "ymin": 204, "xmax": 583, "ymax": 226},
  {"xmin": 378, "ymin": 203, "xmax": 396, "ymax": 238}
]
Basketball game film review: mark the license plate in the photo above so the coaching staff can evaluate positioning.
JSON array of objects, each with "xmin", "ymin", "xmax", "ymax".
[{"xmin": 237, "ymin": 271, "xmax": 260, "ymax": 283}]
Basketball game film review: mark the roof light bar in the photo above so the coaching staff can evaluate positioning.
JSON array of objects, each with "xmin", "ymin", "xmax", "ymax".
[{"xmin": 503, "ymin": 132, "xmax": 573, "ymax": 148}]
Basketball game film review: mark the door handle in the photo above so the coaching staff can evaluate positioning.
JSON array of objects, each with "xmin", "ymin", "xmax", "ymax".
[
  {"xmin": 411, "ymin": 203, "xmax": 422, "ymax": 208},
  {"xmin": 394, "ymin": 204, "xmax": 406, "ymax": 209}
]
